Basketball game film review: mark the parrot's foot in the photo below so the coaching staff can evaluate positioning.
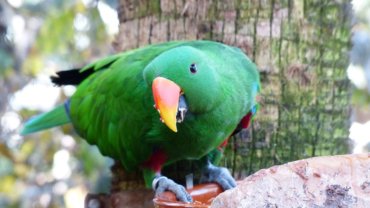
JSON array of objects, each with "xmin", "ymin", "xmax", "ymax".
[
  {"xmin": 200, "ymin": 163, "xmax": 236, "ymax": 190},
  {"xmin": 153, "ymin": 176, "xmax": 193, "ymax": 202}
]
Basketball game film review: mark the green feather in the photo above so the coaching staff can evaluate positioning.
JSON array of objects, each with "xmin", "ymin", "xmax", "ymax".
[
  {"xmin": 21, "ymin": 104, "xmax": 70, "ymax": 135},
  {"xmin": 80, "ymin": 53, "xmax": 122, "ymax": 72}
]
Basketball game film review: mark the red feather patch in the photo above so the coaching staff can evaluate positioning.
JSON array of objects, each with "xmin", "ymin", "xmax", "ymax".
[
  {"xmin": 142, "ymin": 150, "xmax": 167, "ymax": 173},
  {"xmin": 240, "ymin": 112, "xmax": 253, "ymax": 129},
  {"xmin": 218, "ymin": 111, "xmax": 254, "ymax": 150}
]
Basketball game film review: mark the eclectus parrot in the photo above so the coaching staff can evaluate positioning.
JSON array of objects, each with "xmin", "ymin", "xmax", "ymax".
[{"xmin": 21, "ymin": 40, "xmax": 260, "ymax": 202}]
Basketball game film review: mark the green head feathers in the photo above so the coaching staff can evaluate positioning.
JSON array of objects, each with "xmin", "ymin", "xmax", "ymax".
[{"xmin": 144, "ymin": 46, "xmax": 223, "ymax": 115}]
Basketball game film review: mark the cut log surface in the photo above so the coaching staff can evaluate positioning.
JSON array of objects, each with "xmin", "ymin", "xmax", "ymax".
[{"xmin": 211, "ymin": 153, "xmax": 370, "ymax": 208}]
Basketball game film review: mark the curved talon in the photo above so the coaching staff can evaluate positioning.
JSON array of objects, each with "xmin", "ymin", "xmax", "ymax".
[
  {"xmin": 153, "ymin": 176, "xmax": 193, "ymax": 202},
  {"xmin": 200, "ymin": 163, "xmax": 236, "ymax": 190}
]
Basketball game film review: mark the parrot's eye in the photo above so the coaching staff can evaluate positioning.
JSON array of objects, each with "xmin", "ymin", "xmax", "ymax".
[{"xmin": 189, "ymin": 63, "xmax": 197, "ymax": 74}]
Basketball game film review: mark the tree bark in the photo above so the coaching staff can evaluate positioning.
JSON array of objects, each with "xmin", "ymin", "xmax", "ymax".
[{"xmin": 86, "ymin": 0, "xmax": 351, "ymax": 207}]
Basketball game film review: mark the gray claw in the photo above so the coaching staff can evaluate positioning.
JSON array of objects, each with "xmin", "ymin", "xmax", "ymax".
[
  {"xmin": 200, "ymin": 163, "xmax": 236, "ymax": 190},
  {"xmin": 153, "ymin": 176, "xmax": 193, "ymax": 202}
]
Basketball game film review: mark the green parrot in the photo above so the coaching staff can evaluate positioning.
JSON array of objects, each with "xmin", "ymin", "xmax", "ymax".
[{"xmin": 21, "ymin": 40, "xmax": 260, "ymax": 202}]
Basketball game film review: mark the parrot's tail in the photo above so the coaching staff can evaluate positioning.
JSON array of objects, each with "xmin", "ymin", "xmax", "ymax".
[{"xmin": 21, "ymin": 101, "xmax": 71, "ymax": 135}]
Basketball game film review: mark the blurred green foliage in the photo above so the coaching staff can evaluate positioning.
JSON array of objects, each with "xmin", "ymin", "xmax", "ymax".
[
  {"xmin": 353, "ymin": 88, "xmax": 370, "ymax": 105},
  {"xmin": 350, "ymin": 0, "xmax": 370, "ymax": 105},
  {"xmin": 0, "ymin": 0, "xmax": 117, "ymax": 207}
]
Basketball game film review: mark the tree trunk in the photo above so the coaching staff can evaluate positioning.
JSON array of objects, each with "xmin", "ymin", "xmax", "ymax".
[{"xmin": 86, "ymin": 0, "xmax": 351, "ymax": 207}]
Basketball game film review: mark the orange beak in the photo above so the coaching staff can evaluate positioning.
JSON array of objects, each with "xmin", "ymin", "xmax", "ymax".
[{"xmin": 152, "ymin": 77, "xmax": 181, "ymax": 132}]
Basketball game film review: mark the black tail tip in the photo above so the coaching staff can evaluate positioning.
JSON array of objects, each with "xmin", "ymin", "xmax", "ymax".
[{"xmin": 51, "ymin": 68, "xmax": 93, "ymax": 86}]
